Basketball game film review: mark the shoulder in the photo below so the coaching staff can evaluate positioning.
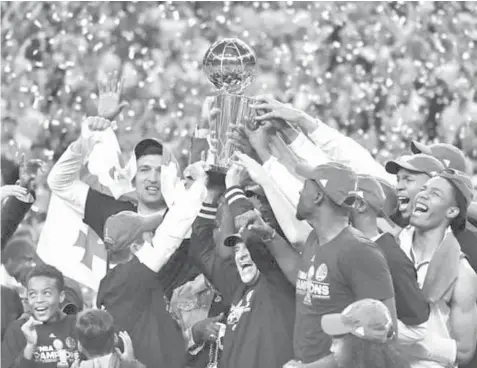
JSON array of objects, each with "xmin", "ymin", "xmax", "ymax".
[
  {"xmin": 7, "ymin": 317, "xmax": 27, "ymax": 330},
  {"xmin": 338, "ymin": 230, "xmax": 388, "ymax": 267},
  {"xmin": 375, "ymin": 233, "xmax": 408, "ymax": 262},
  {"xmin": 343, "ymin": 228, "xmax": 383, "ymax": 254},
  {"xmin": 3, "ymin": 317, "xmax": 27, "ymax": 338},
  {"xmin": 453, "ymin": 259, "xmax": 477, "ymax": 305},
  {"xmin": 86, "ymin": 188, "xmax": 135, "ymax": 212},
  {"xmin": 61, "ymin": 314, "xmax": 78, "ymax": 331}
]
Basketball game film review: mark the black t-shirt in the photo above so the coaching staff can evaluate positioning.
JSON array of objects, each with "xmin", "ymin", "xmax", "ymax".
[
  {"xmin": 219, "ymin": 271, "xmax": 295, "ymax": 368},
  {"xmin": 190, "ymin": 214, "xmax": 296, "ymax": 368},
  {"xmin": 2, "ymin": 314, "xmax": 79, "ymax": 368},
  {"xmin": 97, "ymin": 257, "xmax": 185, "ymax": 368},
  {"xmin": 84, "ymin": 188, "xmax": 199, "ymax": 299},
  {"xmin": 375, "ymin": 233, "xmax": 429, "ymax": 325},
  {"xmin": 293, "ymin": 227, "xmax": 394, "ymax": 363}
]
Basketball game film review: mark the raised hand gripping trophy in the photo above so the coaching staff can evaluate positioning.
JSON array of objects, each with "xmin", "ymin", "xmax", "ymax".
[{"xmin": 203, "ymin": 38, "xmax": 258, "ymax": 177}]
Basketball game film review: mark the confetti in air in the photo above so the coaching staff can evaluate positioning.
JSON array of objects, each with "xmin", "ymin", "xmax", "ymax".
[{"xmin": 0, "ymin": 1, "xmax": 476, "ymax": 174}]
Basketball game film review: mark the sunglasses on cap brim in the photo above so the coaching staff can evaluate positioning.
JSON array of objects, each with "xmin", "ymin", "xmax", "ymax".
[
  {"xmin": 343, "ymin": 191, "xmax": 366, "ymax": 208},
  {"xmin": 431, "ymin": 168, "xmax": 460, "ymax": 178}
]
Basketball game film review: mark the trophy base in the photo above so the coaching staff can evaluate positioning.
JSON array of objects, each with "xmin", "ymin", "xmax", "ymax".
[{"xmin": 207, "ymin": 166, "xmax": 227, "ymax": 188}]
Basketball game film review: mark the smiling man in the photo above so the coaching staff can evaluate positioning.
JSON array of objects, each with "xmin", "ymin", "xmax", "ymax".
[
  {"xmin": 188, "ymin": 165, "xmax": 296, "ymax": 368},
  {"xmin": 2, "ymin": 265, "xmax": 79, "ymax": 368},
  {"xmin": 47, "ymin": 116, "xmax": 199, "ymax": 299},
  {"xmin": 399, "ymin": 169, "xmax": 477, "ymax": 368},
  {"xmin": 385, "ymin": 154, "xmax": 446, "ymax": 227}
]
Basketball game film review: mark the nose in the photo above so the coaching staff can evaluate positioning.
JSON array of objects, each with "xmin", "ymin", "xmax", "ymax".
[
  {"xmin": 146, "ymin": 170, "xmax": 160, "ymax": 183},
  {"xmin": 396, "ymin": 179, "xmax": 405, "ymax": 191},
  {"xmin": 36, "ymin": 293, "xmax": 46, "ymax": 303},
  {"xmin": 237, "ymin": 250, "xmax": 247, "ymax": 260},
  {"xmin": 417, "ymin": 188, "xmax": 429, "ymax": 200}
]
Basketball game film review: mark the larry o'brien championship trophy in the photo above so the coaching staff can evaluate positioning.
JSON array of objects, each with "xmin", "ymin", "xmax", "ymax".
[{"xmin": 203, "ymin": 38, "xmax": 258, "ymax": 178}]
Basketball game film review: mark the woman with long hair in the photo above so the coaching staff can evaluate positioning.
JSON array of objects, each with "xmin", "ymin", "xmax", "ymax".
[{"xmin": 321, "ymin": 299, "xmax": 410, "ymax": 368}]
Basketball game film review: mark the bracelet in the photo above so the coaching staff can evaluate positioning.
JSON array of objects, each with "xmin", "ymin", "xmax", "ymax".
[{"xmin": 261, "ymin": 228, "xmax": 276, "ymax": 243}]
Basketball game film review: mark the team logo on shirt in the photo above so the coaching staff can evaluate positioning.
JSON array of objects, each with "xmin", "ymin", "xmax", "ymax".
[
  {"xmin": 65, "ymin": 337, "xmax": 76, "ymax": 349},
  {"xmin": 296, "ymin": 262, "xmax": 330, "ymax": 305},
  {"xmin": 227, "ymin": 289, "xmax": 255, "ymax": 331},
  {"xmin": 315, "ymin": 264, "xmax": 328, "ymax": 282}
]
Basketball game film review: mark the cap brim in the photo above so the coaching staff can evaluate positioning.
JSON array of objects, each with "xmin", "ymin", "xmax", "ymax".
[
  {"xmin": 410, "ymin": 141, "xmax": 432, "ymax": 155},
  {"xmin": 295, "ymin": 162, "xmax": 316, "ymax": 180},
  {"xmin": 385, "ymin": 160, "xmax": 419, "ymax": 175},
  {"xmin": 223, "ymin": 234, "xmax": 243, "ymax": 248},
  {"xmin": 321, "ymin": 314, "xmax": 353, "ymax": 337}
]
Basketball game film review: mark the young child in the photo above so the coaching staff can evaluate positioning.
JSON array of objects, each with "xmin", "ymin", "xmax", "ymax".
[
  {"xmin": 2, "ymin": 264, "xmax": 79, "ymax": 368},
  {"xmin": 73, "ymin": 309, "xmax": 145, "ymax": 368}
]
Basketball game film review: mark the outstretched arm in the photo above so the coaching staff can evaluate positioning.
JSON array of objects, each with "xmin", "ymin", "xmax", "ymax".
[
  {"xmin": 189, "ymin": 202, "xmax": 241, "ymax": 304},
  {"xmin": 137, "ymin": 174, "xmax": 208, "ymax": 273},
  {"xmin": 450, "ymin": 259, "xmax": 477, "ymax": 364},
  {"xmin": 47, "ymin": 117, "xmax": 111, "ymax": 216},
  {"xmin": 251, "ymin": 96, "xmax": 395, "ymax": 186}
]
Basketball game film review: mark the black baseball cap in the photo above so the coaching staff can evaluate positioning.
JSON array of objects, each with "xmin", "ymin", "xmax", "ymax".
[
  {"xmin": 134, "ymin": 138, "xmax": 163, "ymax": 160},
  {"xmin": 385, "ymin": 154, "xmax": 445, "ymax": 176},
  {"xmin": 223, "ymin": 234, "xmax": 245, "ymax": 248},
  {"xmin": 295, "ymin": 162, "xmax": 359, "ymax": 208}
]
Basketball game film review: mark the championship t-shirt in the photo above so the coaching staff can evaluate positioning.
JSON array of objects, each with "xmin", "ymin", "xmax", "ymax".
[
  {"xmin": 219, "ymin": 270, "xmax": 295, "ymax": 368},
  {"xmin": 1, "ymin": 314, "xmax": 79, "ymax": 368},
  {"xmin": 294, "ymin": 226, "xmax": 394, "ymax": 363},
  {"xmin": 97, "ymin": 256, "xmax": 185, "ymax": 368},
  {"xmin": 84, "ymin": 188, "xmax": 199, "ymax": 298}
]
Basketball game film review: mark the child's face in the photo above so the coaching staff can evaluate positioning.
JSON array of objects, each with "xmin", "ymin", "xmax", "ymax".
[{"xmin": 27, "ymin": 276, "xmax": 64, "ymax": 322}]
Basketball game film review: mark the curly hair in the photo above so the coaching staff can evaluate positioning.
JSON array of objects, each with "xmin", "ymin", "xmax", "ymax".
[{"xmin": 339, "ymin": 335, "xmax": 411, "ymax": 368}]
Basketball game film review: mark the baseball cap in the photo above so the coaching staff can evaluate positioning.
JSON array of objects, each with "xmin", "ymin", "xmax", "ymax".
[
  {"xmin": 437, "ymin": 169, "xmax": 474, "ymax": 209},
  {"xmin": 223, "ymin": 234, "xmax": 244, "ymax": 248},
  {"xmin": 356, "ymin": 175, "xmax": 387, "ymax": 213},
  {"xmin": 411, "ymin": 141, "xmax": 467, "ymax": 172},
  {"xmin": 295, "ymin": 162, "xmax": 359, "ymax": 207},
  {"xmin": 385, "ymin": 154, "xmax": 445, "ymax": 176},
  {"xmin": 134, "ymin": 138, "xmax": 163, "ymax": 161},
  {"xmin": 321, "ymin": 299, "xmax": 395, "ymax": 343}
]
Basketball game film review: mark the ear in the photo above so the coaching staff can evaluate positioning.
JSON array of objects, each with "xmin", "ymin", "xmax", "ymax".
[
  {"xmin": 313, "ymin": 191, "xmax": 324, "ymax": 206},
  {"xmin": 59, "ymin": 290, "xmax": 66, "ymax": 305},
  {"xmin": 446, "ymin": 206, "xmax": 460, "ymax": 220}
]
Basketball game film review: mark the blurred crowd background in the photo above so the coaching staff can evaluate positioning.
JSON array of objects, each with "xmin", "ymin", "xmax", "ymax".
[{"xmin": 2, "ymin": 1, "xmax": 477, "ymax": 245}]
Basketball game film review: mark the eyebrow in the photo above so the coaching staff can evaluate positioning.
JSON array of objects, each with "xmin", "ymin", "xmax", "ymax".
[
  {"xmin": 29, "ymin": 287, "xmax": 53, "ymax": 292},
  {"xmin": 430, "ymin": 187, "xmax": 443, "ymax": 195}
]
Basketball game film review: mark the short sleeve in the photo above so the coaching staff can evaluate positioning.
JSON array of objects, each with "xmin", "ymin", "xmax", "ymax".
[
  {"xmin": 83, "ymin": 188, "xmax": 135, "ymax": 240},
  {"xmin": 339, "ymin": 241, "xmax": 394, "ymax": 302}
]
